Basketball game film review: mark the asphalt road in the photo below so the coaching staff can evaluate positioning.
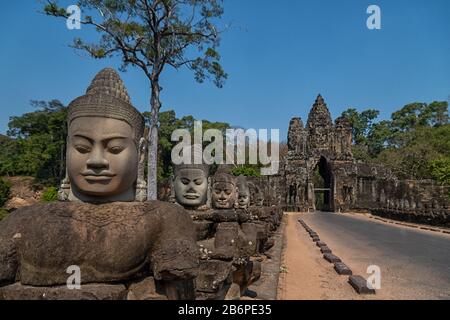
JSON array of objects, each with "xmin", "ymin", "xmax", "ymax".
[{"xmin": 302, "ymin": 212, "xmax": 450, "ymax": 300}]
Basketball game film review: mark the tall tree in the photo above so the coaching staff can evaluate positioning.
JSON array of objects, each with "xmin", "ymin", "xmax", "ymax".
[
  {"xmin": 420, "ymin": 101, "xmax": 449, "ymax": 127},
  {"xmin": 366, "ymin": 120, "xmax": 391, "ymax": 157},
  {"xmin": 43, "ymin": 0, "xmax": 228, "ymax": 199},
  {"xmin": 143, "ymin": 110, "xmax": 230, "ymax": 181},
  {"xmin": 341, "ymin": 108, "xmax": 379, "ymax": 146},
  {"xmin": 1, "ymin": 100, "xmax": 67, "ymax": 185}
]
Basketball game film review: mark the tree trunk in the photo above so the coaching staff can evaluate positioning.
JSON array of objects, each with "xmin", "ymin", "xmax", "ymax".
[{"xmin": 147, "ymin": 80, "xmax": 161, "ymax": 200}]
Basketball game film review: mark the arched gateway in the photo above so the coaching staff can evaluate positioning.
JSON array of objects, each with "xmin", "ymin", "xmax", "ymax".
[
  {"xmin": 284, "ymin": 94, "xmax": 353, "ymax": 212},
  {"xmin": 255, "ymin": 94, "xmax": 448, "ymax": 220}
]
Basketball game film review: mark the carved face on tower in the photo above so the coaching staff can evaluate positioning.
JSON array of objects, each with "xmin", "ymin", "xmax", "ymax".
[
  {"xmin": 236, "ymin": 176, "xmax": 250, "ymax": 209},
  {"xmin": 212, "ymin": 172, "xmax": 237, "ymax": 209},
  {"xmin": 65, "ymin": 68, "xmax": 145, "ymax": 203},
  {"xmin": 173, "ymin": 166, "xmax": 209, "ymax": 208},
  {"xmin": 306, "ymin": 94, "xmax": 333, "ymax": 150}
]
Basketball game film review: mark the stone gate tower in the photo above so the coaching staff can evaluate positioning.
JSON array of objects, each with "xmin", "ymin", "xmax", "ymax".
[
  {"xmin": 250, "ymin": 94, "xmax": 449, "ymax": 224},
  {"xmin": 285, "ymin": 94, "xmax": 354, "ymax": 212}
]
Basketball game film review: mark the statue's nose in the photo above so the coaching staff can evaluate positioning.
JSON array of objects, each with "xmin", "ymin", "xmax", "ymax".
[
  {"xmin": 186, "ymin": 184, "xmax": 197, "ymax": 193},
  {"xmin": 86, "ymin": 147, "xmax": 109, "ymax": 168}
]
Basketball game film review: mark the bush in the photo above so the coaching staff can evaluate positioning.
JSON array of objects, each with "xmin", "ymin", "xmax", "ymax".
[
  {"xmin": 0, "ymin": 178, "xmax": 11, "ymax": 207},
  {"xmin": 42, "ymin": 187, "xmax": 59, "ymax": 202},
  {"xmin": 231, "ymin": 166, "xmax": 261, "ymax": 177},
  {"xmin": 429, "ymin": 157, "xmax": 450, "ymax": 186}
]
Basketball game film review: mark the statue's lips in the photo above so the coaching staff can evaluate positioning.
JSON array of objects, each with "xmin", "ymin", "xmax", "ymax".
[
  {"xmin": 82, "ymin": 173, "xmax": 116, "ymax": 181},
  {"xmin": 184, "ymin": 194, "xmax": 200, "ymax": 200}
]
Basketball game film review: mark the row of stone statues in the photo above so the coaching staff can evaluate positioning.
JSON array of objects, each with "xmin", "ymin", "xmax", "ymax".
[
  {"xmin": 0, "ymin": 68, "xmax": 282, "ymax": 300},
  {"xmin": 170, "ymin": 155, "xmax": 282, "ymax": 299}
]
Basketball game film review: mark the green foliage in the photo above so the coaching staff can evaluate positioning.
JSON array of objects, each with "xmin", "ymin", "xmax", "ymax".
[
  {"xmin": 231, "ymin": 166, "xmax": 260, "ymax": 177},
  {"xmin": 145, "ymin": 110, "xmax": 231, "ymax": 181},
  {"xmin": 429, "ymin": 157, "xmax": 450, "ymax": 186},
  {"xmin": 0, "ymin": 100, "xmax": 67, "ymax": 186},
  {"xmin": 351, "ymin": 145, "xmax": 371, "ymax": 163},
  {"xmin": 43, "ymin": 2, "xmax": 68, "ymax": 17},
  {"xmin": 391, "ymin": 101, "xmax": 449, "ymax": 133},
  {"xmin": 42, "ymin": 187, "xmax": 59, "ymax": 202},
  {"xmin": 312, "ymin": 167, "xmax": 325, "ymax": 188},
  {"xmin": 0, "ymin": 178, "xmax": 11, "ymax": 207},
  {"xmin": 374, "ymin": 121, "xmax": 450, "ymax": 180},
  {"xmin": 342, "ymin": 101, "xmax": 450, "ymax": 181},
  {"xmin": 341, "ymin": 108, "xmax": 380, "ymax": 146},
  {"xmin": 366, "ymin": 120, "xmax": 392, "ymax": 157}
]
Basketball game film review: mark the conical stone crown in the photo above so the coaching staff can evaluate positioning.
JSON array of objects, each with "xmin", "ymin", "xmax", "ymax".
[
  {"xmin": 86, "ymin": 68, "xmax": 131, "ymax": 104},
  {"xmin": 68, "ymin": 68, "xmax": 144, "ymax": 144}
]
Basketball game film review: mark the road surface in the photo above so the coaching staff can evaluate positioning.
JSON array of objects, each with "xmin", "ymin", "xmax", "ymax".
[{"xmin": 301, "ymin": 212, "xmax": 450, "ymax": 300}]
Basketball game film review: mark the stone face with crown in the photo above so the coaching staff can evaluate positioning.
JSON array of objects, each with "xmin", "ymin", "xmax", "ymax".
[
  {"xmin": 0, "ymin": 68, "xmax": 199, "ymax": 300},
  {"xmin": 236, "ymin": 176, "xmax": 250, "ymax": 209},
  {"xmin": 60, "ymin": 68, "xmax": 147, "ymax": 203},
  {"xmin": 212, "ymin": 170, "xmax": 238, "ymax": 210},
  {"xmin": 172, "ymin": 144, "xmax": 211, "ymax": 210}
]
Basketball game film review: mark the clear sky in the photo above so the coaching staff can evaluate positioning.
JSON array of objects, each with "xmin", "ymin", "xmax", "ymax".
[{"xmin": 0, "ymin": 0, "xmax": 449, "ymax": 140}]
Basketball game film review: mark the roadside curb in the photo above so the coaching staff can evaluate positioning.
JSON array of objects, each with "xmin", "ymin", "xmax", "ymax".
[
  {"xmin": 349, "ymin": 275, "xmax": 376, "ymax": 295},
  {"xmin": 298, "ymin": 218, "xmax": 376, "ymax": 295},
  {"xmin": 355, "ymin": 213, "xmax": 450, "ymax": 235}
]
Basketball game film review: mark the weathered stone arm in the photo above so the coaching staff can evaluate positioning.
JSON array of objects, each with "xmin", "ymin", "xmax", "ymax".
[
  {"xmin": 147, "ymin": 202, "xmax": 200, "ymax": 299},
  {"xmin": 149, "ymin": 203, "xmax": 199, "ymax": 281}
]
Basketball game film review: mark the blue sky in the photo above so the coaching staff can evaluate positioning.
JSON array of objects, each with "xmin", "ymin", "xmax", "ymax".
[{"xmin": 0, "ymin": 0, "xmax": 449, "ymax": 140}]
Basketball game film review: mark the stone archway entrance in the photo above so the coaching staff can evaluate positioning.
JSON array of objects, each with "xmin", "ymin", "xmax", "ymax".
[
  {"xmin": 284, "ymin": 95, "xmax": 354, "ymax": 213},
  {"xmin": 312, "ymin": 156, "xmax": 333, "ymax": 212}
]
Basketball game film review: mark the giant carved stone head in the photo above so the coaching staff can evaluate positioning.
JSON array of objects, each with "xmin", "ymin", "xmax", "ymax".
[
  {"xmin": 212, "ymin": 172, "xmax": 237, "ymax": 209},
  {"xmin": 65, "ymin": 68, "xmax": 145, "ymax": 203}
]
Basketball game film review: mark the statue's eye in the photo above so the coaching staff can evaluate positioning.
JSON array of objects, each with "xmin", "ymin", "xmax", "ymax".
[
  {"xmin": 181, "ymin": 178, "xmax": 190, "ymax": 185},
  {"xmin": 194, "ymin": 179, "xmax": 203, "ymax": 185},
  {"xmin": 109, "ymin": 146, "xmax": 125, "ymax": 154},
  {"xmin": 225, "ymin": 190, "xmax": 232, "ymax": 195},
  {"xmin": 74, "ymin": 145, "xmax": 91, "ymax": 154}
]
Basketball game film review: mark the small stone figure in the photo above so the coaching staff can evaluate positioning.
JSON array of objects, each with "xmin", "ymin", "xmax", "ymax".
[
  {"xmin": 173, "ymin": 145, "xmax": 210, "ymax": 210},
  {"xmin": 236, "ymin": 176, "xmax": 250, "ymax": 209},
  {"xmin": 212, "ymin": 172, "xmax": 237, "ymax": 209}
]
